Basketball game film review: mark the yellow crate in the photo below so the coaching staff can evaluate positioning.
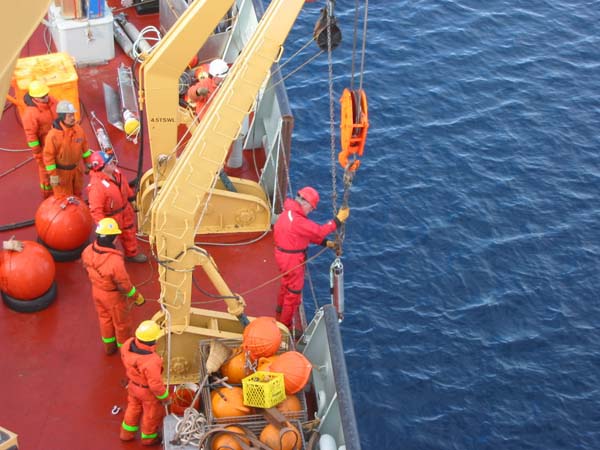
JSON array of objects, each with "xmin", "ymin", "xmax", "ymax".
[
  {"xmin": 242, "ymin": 371, "xmax": 286, "ymax": 409},
  {"xmin": 11, "ymin": 52, "xmax": 80, "ymax": 121}
]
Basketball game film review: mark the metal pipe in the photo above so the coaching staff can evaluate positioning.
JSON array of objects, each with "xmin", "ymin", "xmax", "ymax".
[
  {"xmin": 113, "ymin": 21, "xmax": 135, "ymax": 59},
  {"xmin": 330, "ymin": 257, "xmax": 345, "ymax": 321}
]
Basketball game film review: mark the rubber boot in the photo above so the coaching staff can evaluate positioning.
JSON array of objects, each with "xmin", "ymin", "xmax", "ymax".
[
  {"xmin": 141, "ymin": 434, "xmax": 162, "ymax": 446},
  {"xmin": 104, "ymin": 341, "xmax": 118, "ymax": 355},
  {"xmin": 119, "ymin": 428, "xmax": 135, "ymax": 441},
  {"xmin": 125, "ymin": 253, "xmax": 148, "ymax": 263}
]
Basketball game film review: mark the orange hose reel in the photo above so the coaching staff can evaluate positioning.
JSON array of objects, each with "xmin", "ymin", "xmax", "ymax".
[{"xmin": 339, "ymin": 88, "xmax": 369, "ymax": 171}]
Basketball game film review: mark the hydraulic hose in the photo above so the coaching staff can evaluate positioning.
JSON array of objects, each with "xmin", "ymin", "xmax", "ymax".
[{"xmin": 0, "ymin": 219, "xmax": 35, "ymax": 232}]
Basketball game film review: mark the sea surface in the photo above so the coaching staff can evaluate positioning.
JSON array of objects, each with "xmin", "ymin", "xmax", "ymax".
[{"xmin": 284, "ymin": 1, "xmax": 600, "ymax": 449}]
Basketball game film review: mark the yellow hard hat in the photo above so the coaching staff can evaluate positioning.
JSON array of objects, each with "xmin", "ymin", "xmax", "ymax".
[
  {"xmin": 135, "ymin": 320, "xmax": 161, "ymax": 342},
  {"xmin": 95, "ymin": 217, "xmax": 121, "ymax": 235},
  {"xmin": 124, "ymin": 117, "xmax": 139, "ymax": 136},
  {"xmin": 28, "ymin": 80, "xmax": 49, "ymax": 98}
]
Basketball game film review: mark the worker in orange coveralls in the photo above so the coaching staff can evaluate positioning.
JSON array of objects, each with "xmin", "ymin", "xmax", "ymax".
[
  {"xmin": 87, "ymin": 151, "xmax": 147, "ymax": 263},
  {"xmin": 186, "ymin": 58, "xmax": 229, "ymax": 120},
  {"xmin": 273, "ymin": 186, "xmax": 350, "ymax": 328},
  {"xmin": 120, "ymin": 320, "xmax": 169, "ymax": 446},
  {"xmin": 81, "ymin": 218, "xmax": 145, "ymax": 355},
  {"xmin": 43, "ymin": 100, "xmax": 93, "ymax": 198},
  {"xmin": 21, "ymin": 80, "xmax": 57, "ymax": 198}
]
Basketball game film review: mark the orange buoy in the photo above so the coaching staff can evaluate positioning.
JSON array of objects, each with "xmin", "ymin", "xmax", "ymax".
[
  {"xmin": 0, "ymin": 240, "xmax": 56, "ymax": 312},
  {"xmin": 242, "ymin": 316, "xmax": 282, "ymax": 360},
  {"xmin": 35, "ymin": 195, "xmax": 93, "ymax": 260},
  {"xmin": 211, "ymin": 425, "xmax": 250, "ymax": 450},
  {"xmin": 220, "ymin": 350, "xmax": 251, "ymax": 384},
  {"xmin": 259, "ymin": 423, "xmax": 301, "ymax": 450},
  {"xmin": 269, "ymin": 351, "xmax": 312, "ymax": 394},
  {"xmin": 210, "ymin": 387, "xmax": 252, "ymax": 418},
  {"xmin": 276, "ymin": 394, "xmax": 303, "ymax": 414}
]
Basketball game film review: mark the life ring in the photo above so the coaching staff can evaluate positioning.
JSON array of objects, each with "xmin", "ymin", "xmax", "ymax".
[{"xmin": 339, "ymin": 88, "xmax": 369, "ymax": 171}]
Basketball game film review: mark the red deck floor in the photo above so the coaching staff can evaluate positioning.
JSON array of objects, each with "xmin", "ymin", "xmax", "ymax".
[{"xmin": 0, "ymin": 4, "xmax": 285, "ymax": 448}]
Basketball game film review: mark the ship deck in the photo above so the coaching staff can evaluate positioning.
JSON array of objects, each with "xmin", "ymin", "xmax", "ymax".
[{"xmin": 0, "ymin": 3, "xmax": 286, "ymax": 449}]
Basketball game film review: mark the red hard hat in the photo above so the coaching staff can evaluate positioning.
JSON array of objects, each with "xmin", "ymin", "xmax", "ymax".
[
  {"xmin": 297, "ymin": 186, "xmax": 319, "ymax": 209},
  {"xmin": 89, "ymin": 151, "xmax": 113, "ymax": 171}
]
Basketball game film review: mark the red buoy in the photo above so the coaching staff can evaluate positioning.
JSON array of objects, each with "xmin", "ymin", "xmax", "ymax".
[
  {"xmin": 35, "ymin": 195, "xmax": 93, "ymax": 260},
  {"xmin": 0, "ymin": 240, "xmax": 56, "ymax": 312}
]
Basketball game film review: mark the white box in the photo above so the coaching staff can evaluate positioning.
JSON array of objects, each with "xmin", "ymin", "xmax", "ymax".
[{"xmin": 48, "ymin": 3, "xmax": 114, "ymax": 66}]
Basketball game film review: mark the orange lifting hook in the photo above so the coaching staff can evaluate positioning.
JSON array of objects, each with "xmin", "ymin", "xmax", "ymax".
[{"xmin": 339, "ymin": 88, "xmax": 369, "ymax": 171}]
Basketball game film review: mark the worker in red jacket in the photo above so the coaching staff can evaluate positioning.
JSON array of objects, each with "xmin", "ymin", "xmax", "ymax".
[
  {"xmin": 81, "ymin": 218, "xmax": 145, "ymax": 355},
  {"xmin": 43, "ymin": 100, "xmax": 93, "ymax": 198},
  {"xmin": 21, "ymin": 80, "xmax": 58, "ymax": 198},
  {"xmin": 273, "ymin": 186, "xmax": 350, "ymax": 328},
  {"xmin": 120, "ymin": 320, "xmax": 169, "ymax": 446},
  {"xmin": 87, "ymin": 151, "xmax": 147, "ymax": 263},
  {"xmin": 186, "ymin": 58, "xmax": 229, "ymax": 120}
]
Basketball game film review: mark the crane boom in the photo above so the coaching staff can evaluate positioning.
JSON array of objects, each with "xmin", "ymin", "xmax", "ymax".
[{"xmin": 144, "ymin": 0, "xmax": 308, "ymax": 330}]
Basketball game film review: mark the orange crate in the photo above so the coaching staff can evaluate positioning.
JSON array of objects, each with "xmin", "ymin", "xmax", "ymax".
[{"xmin": 11, "ymin": 52, "xmax": 80, "ymax": 121}]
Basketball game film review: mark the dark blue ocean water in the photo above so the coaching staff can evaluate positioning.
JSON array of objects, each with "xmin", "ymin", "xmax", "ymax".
[{"xmin": 284, "ymin": 1, "xmax": 600, "ymax": 449}]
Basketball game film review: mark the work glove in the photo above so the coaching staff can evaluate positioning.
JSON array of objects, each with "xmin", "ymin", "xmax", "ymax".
[
  {"xmin": 134, "ymin": 293, "xmax": 145, "ymax": 307},
  {"xmin": 32, "ymin": 148, "xmax": 43, "ymax": 162},
  {"xmin": 336, "ymin": 207, "xmax": 350, "ymax": 223},
  {"xmin": 50, "ymin": 175, "xmax": 60, "ymax": 186},
  {"xmin": 3, "ymin": 238, "xmax": 24, "ymax": 252},
  {"xmin": 324, "ymin": 240, "xmax": 340, "ymax": 251},
  {"xmin": 85, "ymin": 163, "xmax": 92, "ymax": 174}
]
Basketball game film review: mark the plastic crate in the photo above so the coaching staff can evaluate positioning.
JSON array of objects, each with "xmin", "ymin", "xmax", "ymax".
[
  {"xmin": 48, "ymin": 3, "xmax": 115, "ymax": 66},
  {"xmin": 11, "ymin": 52, "xmax": 80, "ymax": 121},
  {"xmin": 242, "ymin": 371, "xmax": 286, "ymax": 408}
]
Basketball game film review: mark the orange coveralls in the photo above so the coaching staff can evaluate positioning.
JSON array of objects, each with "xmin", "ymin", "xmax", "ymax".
[
  {"xmin": 273, "ymin": 198, "xmax": 338, "ymax": 327},
  {"xmin": 120, "ymin": 337, "xmax": 169, "ymax": 444},
  {"xmin": 43, "ymin": 120, "xmax": 92, "ymax": 198},
  {"xmin": 21, "ymin": 94, "xmax": 57, "ymax": 197},
  {"xmin": 87, "ymin": 170, "xmax": 139, "ymax": 258},
  {"xmin": 81, "ymin": 242, "xmax": 138, "ymax": 347}
]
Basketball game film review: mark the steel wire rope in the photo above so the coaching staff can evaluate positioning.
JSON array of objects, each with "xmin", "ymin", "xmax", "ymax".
[
  {"xmin": 336, "ymin": 0, "xmax": 369, "ymax": 251},
  {"xmin": 237, "ymin": 246, "xmax": 329, "ymax": 298}
]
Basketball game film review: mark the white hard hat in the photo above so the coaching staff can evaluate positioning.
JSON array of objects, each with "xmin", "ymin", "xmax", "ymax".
[
  {"xmin": 208, "ymin": 59, "xmax": 229, "ymax": 78},
  {"xmin": 56, "ymin": 100, "xmax": 77, "ymax": 114}
]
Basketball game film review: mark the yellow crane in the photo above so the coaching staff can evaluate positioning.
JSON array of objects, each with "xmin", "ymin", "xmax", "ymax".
[{"xmin": 137, "ymin": 0, "xmax": 310, "ymax": 383}]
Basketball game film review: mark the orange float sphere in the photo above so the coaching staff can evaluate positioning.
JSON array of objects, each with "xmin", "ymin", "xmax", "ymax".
[
  {"xmin": 35, "ymin": 195, "xmax": 93, "ymax": 251},
  {"xmin": 211, "ymin": 425, "xmax": 249, "ymax": 450},
  {"xmin": 220, "ymin": 350, "xmax": 251, "ymax": 384},
  {"xmin": 242, "ymin": 316, "xmax": 282, "ymax": 360},
  {"xmin": 210, "ymin": 387, "xmax": 252, "ymax": 418},
  {"xmin": 270, "ymin": 351, "xmax": 312, "ymax": 394},
  {"xmin": 276, "ymin": 394, "xmax": 302, "ymax": 414},
  {"xmin": 259, "ymin": 423, "xmax": 301, "ymax": 450},
  {"xmin": 0, "ymin": 240, "xmax": 55, "ymax": 299}
]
